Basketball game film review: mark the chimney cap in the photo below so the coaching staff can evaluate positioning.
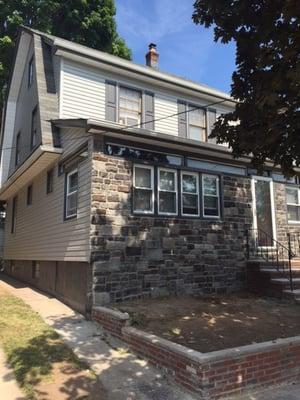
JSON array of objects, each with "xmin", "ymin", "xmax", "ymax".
[{"xmin": 148, "ymin": 43, "xmax": 157, "ymax": 50}]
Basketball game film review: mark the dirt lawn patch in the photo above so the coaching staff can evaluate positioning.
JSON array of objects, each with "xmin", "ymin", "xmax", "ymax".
[
  {"xmin": 116, "ymin": 293, "xmax": 300, "ymax": 353},
  {"xmin": 0, "ymin": 286, "xmax": 106, "ymax": 400}
]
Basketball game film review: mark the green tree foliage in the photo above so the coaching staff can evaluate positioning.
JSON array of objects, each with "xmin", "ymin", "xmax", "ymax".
[
  {"xmin": 0, "ymin": 0, "xmax": 131, "ymax": 105},
  {"xmin": 193, "ymin": 0, "xmax": 300, "ymax": 175}
]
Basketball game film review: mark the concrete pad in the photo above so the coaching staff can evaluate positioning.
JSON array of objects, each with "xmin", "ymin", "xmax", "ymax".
[
  {"xmin": 232, "ymin": 383, "xmax": 300, "ymax": 399},
  {"xmin": 0, "ymin": 348, "xmax": 25, "ymax": 400}
]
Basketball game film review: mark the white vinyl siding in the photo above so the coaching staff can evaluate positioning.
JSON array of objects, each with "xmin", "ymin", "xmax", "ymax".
[
  {"xmin": 61, "ymin": 60, "xmax": 105, "ymax": 120},
  {"xmin": 4, "ymin": 129, "xmax": 91, "ymax": 262},
  {"xmin": 155, "ymin": 94, "xmax": 178, "ymax": 135}
]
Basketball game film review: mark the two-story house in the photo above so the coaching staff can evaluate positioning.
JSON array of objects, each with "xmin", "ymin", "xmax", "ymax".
[{"xmin": 1, "ymin": 27, "xmax": 299, "ymax": 314}]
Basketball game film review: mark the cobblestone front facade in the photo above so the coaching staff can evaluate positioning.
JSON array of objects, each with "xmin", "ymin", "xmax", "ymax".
[{"xmin": 90, "ymin": 138, "xmax": 253, "ymax": 304}]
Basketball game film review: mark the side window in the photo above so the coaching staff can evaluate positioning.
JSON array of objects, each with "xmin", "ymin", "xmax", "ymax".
[
  {"xmin": 133, "ymin": 165, "xmax": 154, "ymax": 214},
  {"xmin": 27, "ymin": 185, "xmax": 33, "ymax": 206},
  {"xmin": 181, "ymin": 172, "xmax": 200, "ymax": 216},
  {"xmin": 28, "ymin": 57, "xmax": 34, "ymax": 88},
  {"xmin": 31, "ymin": 107, "xmax": 38, "ymax": 149},
  {"xmin": 188, "ymin": 106, "xmax": 206, "ymax": 142},
  {"xmin": 47, "ymin": 169, "xmax": 54, "ymax": 194},
  {"xmin": 119, "ymin": 87, "xmax": 142, "ymax": 127},
  {"xmin": 65, "ymin": 169, "xmax": 78, "ymax": 219},
  {"xmin": 11, "ymin": 196, "xmax": 17, "ymax": 234},
  {"xmin": 286, "ymin": 187, "xmax": 300, "ymax": 223},
  {"xmin": 202, "ymin": 174, "xmax": 220, "ymax": 218},
  {"xmin": 15, "ymin": 132, "xmax": 21, "ymax": 166},
  {"xmin": 158, "ymin": 168, "xmax": 178, "ymax": 215}
]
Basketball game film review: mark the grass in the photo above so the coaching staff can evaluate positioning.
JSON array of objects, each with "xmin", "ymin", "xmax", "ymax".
[{"xmin": 0, "ymin": 290, "xmax": 89, "ymax": 400}]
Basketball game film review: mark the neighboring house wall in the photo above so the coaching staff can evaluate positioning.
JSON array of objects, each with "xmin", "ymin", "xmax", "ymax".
[
  {"xmin": 4, "ymin": 128, "xmax": 91, "ymax": 262},
  {"xmin": 8, "ymin": 38, "xmax": 41, "ymax": 176},
  {"xmin": 90, "ymin": 137, "xmax": 253, "ymax": 304}
]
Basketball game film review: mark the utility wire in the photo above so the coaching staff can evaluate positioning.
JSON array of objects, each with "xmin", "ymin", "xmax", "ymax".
[{"xmin": 0, "ymin": 98, "xmax": 228, "ymax": 151}]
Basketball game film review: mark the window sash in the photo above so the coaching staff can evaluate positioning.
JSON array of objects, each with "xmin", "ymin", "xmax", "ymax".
[
  {"xmin": 188, "ymin": 106, "xmax": 207, "ymax": 142},
  {"xmin": 66, "ymin": 170, "xmax": 78, "ymax": 218},
  {"xmin": 158, "ymin": 168, "xmax": 178, "ymax": 215},
  {"xmin": 202, "ymin": 174, "xmax": 220, "ymax": 218},
  {"xmin": 133, "ymin": 165, "xmax": 154, "ymax": 214},
  {"xmin": 286, "ymin": 187, "xmax": 300, "ymax": 222},
  {"xmin": 28, "ymin": 58, "xmax": 34, "ymax": 87},
  {"xmin": 181, "ymin": 172, "xmax": 200, "ymax": 216},
  {"xmin": 119, "ymin": 87, "xmax": 142, "ymax": 126}
]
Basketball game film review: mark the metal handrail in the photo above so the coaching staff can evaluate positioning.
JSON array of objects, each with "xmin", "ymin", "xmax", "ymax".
[{"xmin": 245, "ymin": 228, "xmax": 294, "ymax": 292}]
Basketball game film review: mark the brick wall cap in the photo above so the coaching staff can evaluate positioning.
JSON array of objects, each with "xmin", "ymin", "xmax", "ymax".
[
  {"xmin": 123, "ymin": 327, "xmax": 300, "ymax": 364},
  {"xmin": 93, "ymin": 306, "xmax": 129, "ymax": 321}
]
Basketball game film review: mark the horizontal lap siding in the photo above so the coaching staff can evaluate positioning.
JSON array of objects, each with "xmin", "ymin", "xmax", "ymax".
[
  {"xmin": 4, "ymin": 129, "xmax": 91, "ymax": 262},
  {"xmin": 61, "ymin": 60, "xmax": 105, "ymax": 120}
]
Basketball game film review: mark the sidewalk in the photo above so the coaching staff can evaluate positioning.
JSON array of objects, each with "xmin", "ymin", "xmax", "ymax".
[
  {"xmin": 0, "ymin": 275, "xmax": 299, "ymax": 400},
  {"xmin": 0, "ymin": 348, "xmax": 24, "ymax": 400},
  {"xmin": 0, "ymin": 276, "xmax": 194, "ymax": 400}
]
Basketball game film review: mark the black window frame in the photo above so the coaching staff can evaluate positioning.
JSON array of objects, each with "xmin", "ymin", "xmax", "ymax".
[
  {"xmin": 11, "ymin": 196, "xmax": 17, "ymax": 234},
  {"xmin": 46, "ymin": 169, "xmax": 54, "ymax": 194},
  {"xmin": 28, "ymin": 56, "xmax": 34, "ymax": 88},
  {"xmin": 27, "ymin": 184, "xmax": 33, "ymax": 206},
  {"xmin": 15, "ymin": 131, "xmax": 21, "ymax": 166},
  {"xmin": 30, "ymin": 106, "xmax": 38, "ymax": 150}
]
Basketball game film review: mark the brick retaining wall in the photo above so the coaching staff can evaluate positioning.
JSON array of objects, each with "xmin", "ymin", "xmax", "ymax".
[{"xmin": 93, "ymin": 306, "xmax": 300, "ymax": 399}]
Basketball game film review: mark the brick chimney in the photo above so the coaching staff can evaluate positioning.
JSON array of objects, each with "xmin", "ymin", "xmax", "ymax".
[{"xmin": 146, "ymin": 43, "xmax": 159, "ymax": 69}]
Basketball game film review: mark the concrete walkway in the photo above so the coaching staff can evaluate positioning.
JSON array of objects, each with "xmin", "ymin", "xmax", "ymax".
[
  {"xmin": 0, "ymin": 276, "xmax": 195, "ymax": 400},
  {"xmin": 0, "ymin": 348, "xmax": 24, "ymax": 400},
  {"xmin": 1, "ymin": 275, "xmax": 299, "ymax": 400}
]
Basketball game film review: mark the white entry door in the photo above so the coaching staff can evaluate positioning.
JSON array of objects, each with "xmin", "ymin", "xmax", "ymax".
[{"xmin": 251, "ymin": 176, "xmax": 276, "ymax": 247}]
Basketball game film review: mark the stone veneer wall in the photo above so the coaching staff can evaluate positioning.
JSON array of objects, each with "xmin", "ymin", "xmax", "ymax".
[
  {"xmin": 274, "ymin": 182, "xmax": 300, "ymax": 252},
  {"xmin": 90, "ymin": 138, "xmax": 253, "ymax": 304}
]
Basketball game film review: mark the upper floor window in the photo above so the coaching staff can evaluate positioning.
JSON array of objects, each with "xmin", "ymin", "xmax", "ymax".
[
  {"xmin": 65, "ymin": 169, "xmax": 78, "ymax": 219},
  {"xmin": 133, "ymin": 165, "xmax": 154, "ymax": 214},
  {"xmin": 119, "ymin": 87, "xmax": 142, "ymax": 127},
  {"xmin": 15, "ymin": 132, "xmax": 21, "ymax": 166},
  {"xmin": 11, "ymin": 196, "xmax": 17, "ymax": 234},
  {"xmin": 286, "ymin": 187, "xmax": 300, "ymax": 223},
  {"xmin": 28, "ymin": 57, "xmax": 34, "ymax": 87},
  {"xmin": 202, "ymin": 174, "xmax": 220, "ymax": 218},
  {"xmin": 47, "ymin": 169, "xmax": 54, "ymax": 194},
  {"xmin": 27, "ymin": 184, "xmax": 33, "ymax": 206},
  {"xmin": 188, "ymin": 106, "xmax": 206, "ymax": 142},
  {"xmin": 31, "ymin": 107, "xmax": 38, "ymax": 149}
]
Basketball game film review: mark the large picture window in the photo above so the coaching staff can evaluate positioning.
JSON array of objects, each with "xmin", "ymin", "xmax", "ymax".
[
  {"xmin": 119, "ymin": 87, "xmax": 142, "ymax": 127},
  {"xmin": 158, "ymin": 168, "xmax": 178, "ymax": 215},
  {"xmin": 286, "ymin": 187, "xmax": 300, "ymax": 223},
  {"xmin": 133, "ymin": 165, "xmax": 154, "ymax": 214},
  {"xmin": 202, "ymin": 174, "xmax": 220, "ymax": 218},
  {"xmin": 65, "ymin": 169, "xmax": 78, "ymax": 219},
  {"xmin": 181, "ymin": 172, "xmax": 199, "ymax": 216}
]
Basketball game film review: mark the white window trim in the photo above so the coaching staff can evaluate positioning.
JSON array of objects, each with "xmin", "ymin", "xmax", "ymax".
[
  {"xmin": 65, "ymin": 169, "xmax": 78, "ymax": 219},
  {"xmin": 133, "ymin": 164, "xmax": 154, "ymax": 214},
  {"xmin": 158, "ymin": 167, "xmax": 178, "ymax": 216},
  {"xmin": 181, "ymin": 171, "xmax": 200, "ymax": 217},
  {"xmin": 202, "ymin": 174, "xmax": 220, "ymax": 219},
  {"xmin": 286, "ymin": 186, "xmax": 300, "ymax": 224}
]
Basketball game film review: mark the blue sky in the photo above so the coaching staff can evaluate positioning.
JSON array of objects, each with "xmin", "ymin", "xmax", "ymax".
[{"xmin": 115, "ymin": 0, "xmax": 236, "ymax": 94}]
